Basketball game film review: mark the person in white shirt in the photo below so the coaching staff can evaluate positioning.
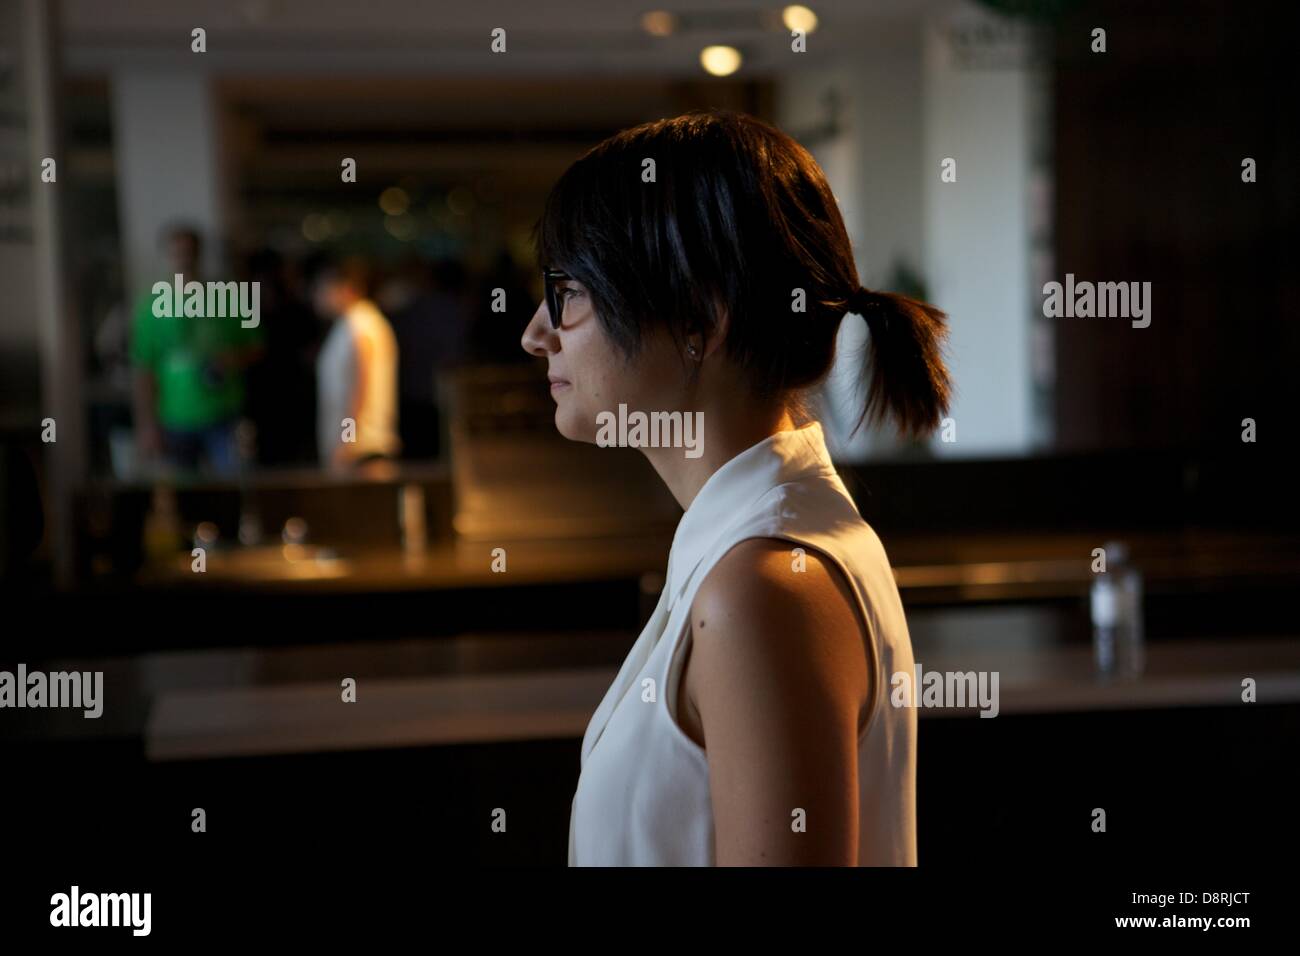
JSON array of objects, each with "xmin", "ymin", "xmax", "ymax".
[
  {"xmin": 522, "ymin": 109, "xmax": 954, "ymax": 866},
  {"xmin": 308, "ymin": 256, "xmax": 401, "ymax": 470}
]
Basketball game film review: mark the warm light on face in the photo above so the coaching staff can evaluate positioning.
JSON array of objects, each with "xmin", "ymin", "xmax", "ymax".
[
  {"xmin": 782, "ymin": 5, "xmax": 818, "ymax": 34},
  {"xmin": 641, "ymin": 11, "xmax": 676, "ymax": 37},
  {"xmin": 700, "ymin": 45, "xmax": 742, "ymax": 77}
]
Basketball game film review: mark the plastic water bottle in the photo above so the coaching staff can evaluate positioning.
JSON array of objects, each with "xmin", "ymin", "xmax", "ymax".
[{"xmin": 1090, "ymin": 541, "xmax": 1145, "ymax": 678}]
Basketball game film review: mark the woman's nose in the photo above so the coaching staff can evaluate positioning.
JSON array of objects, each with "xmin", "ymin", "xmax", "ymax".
[{"xmin": 520, "ymin": 300, "xmax": 555, "ymax": 357}]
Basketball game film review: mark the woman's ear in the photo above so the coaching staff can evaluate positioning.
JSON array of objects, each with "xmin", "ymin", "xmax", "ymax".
[{"xmin": 702, "ymin": 295, "xmax": 730, "ymax": 360}]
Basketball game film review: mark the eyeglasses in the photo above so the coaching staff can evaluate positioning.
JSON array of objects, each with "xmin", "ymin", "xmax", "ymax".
[{"xmin": 542, "ymin": 269, "xmax": 572, "ymax": 330}]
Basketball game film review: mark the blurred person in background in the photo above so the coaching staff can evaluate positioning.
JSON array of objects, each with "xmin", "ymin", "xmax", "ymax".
[
  {"xmin": 390, "ymin": 257, "xmax": 470, "ymax": 459},
  {"xmin": 130, "ymin": 223, "xmax": 264, "ymax": 476},
  {"xmin": 373, "ymin": 253, "xmax": 424, "ymax": 318},
  {"xmin": 307, "ymin": 253, "xmax": 401, "ymax": 470},
  {"xmin": 244, "ymin": 247, "xmax": 321, "ymax": 466}
]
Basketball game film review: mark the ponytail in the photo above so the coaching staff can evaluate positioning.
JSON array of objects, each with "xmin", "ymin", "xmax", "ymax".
[{"xmin": 848, "ymin": 286, "xmax": 952, "ymax": 440}]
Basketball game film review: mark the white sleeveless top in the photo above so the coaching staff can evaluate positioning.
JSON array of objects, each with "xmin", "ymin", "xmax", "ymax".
[
  {"xmin": 568, "ymin": 420, "xmax": 918, "ymax": 866},
  {"xmin": 316, "ymin": 298, "xmax": 401, "ymax": 465}
]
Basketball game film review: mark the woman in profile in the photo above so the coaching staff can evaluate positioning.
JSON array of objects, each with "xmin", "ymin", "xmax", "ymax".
[{"xmin": 521, "ymin": 109, "xmax": 951, "ymax": 866}]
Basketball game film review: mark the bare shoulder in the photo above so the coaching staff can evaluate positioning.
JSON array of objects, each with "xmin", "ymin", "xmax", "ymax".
[
  {"xmin": 685, "ymin": 537, "xmax": 871, "ymax": 736},
  {"xmin": 683, "ymin": 537, "xmax": 874, "ymax": 864},
  {"xmin": 691, "ymin": 537, "xmax": 863, "ymax": 641}
]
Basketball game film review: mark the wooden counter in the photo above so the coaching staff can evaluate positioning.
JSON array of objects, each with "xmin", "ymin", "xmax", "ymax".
[{"xmin": 139, "ymin": 635, "xmax": 1300, "ymax": 760}]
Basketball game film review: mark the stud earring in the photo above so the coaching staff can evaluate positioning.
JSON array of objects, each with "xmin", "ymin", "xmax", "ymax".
[{"xmin": 687, "ymin": 342, "xmax": 699, "ymax": 358}]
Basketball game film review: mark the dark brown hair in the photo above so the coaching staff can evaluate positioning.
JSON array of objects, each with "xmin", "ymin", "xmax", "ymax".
[{"xmin": 533, "ymin": 108, "xmax": 951, "ymax": 438}]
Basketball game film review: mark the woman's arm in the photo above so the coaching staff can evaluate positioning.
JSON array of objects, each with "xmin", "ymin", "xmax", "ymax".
[{"xmin": 687, "ymin": 537, "xmax": 872, "ymax": 866}]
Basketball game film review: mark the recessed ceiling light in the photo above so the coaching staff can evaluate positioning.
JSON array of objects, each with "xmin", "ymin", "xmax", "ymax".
[
  {"xmin": 700, "ymin": 45, "xmax": 742, "ymax": 77},
  {"xmin": 782, "ymin": 5, "xmax": 819, "ymax": 34}
]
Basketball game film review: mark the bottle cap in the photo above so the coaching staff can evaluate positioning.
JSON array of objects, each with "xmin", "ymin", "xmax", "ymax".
[{"xmin": 1102, "ymin": 540, "xmax": 1129, "ymax": 565}]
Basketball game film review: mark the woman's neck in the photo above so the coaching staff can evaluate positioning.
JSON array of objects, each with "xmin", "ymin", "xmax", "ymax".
[{"xmin": 640, "ymin": 403, "xmax": 798, "ymax": 511}]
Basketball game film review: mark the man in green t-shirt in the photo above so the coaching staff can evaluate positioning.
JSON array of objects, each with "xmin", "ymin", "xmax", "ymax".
[{"xmin": 130, "ymin": 225, "xmax": 263, "ymax": 474}]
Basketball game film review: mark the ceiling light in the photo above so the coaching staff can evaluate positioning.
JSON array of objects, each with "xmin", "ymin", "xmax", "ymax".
[
  {"xmin": 782, "ymin": 5, "xmax": 819, "ymax": 34},
  {"xmin": 700, "ymin": 45, "xmax": 742, "ymax": 77}
]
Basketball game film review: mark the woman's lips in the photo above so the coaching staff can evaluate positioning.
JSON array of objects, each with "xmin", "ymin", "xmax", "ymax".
[{"xmin": 549, "ymin": 379, "xmax": 570, "ymax": 393}]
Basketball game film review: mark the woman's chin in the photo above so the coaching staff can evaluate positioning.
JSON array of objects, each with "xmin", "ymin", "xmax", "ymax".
[
  {"xmin": 553, "ymin": 408, "xmax": 582, "ymax": 442},
  {"xmin": 554, "ymin": 408, "xmax": 602, "ymax": 445}
]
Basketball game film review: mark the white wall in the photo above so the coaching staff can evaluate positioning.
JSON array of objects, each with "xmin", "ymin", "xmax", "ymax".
[
  {"xmin": 110, "ymin": 71, "xmax": 227, "ymax": 296},
  {"xmin": 776, "ymin": 24, "xmax": 925, "ymax": 461},
  {"xmin": 921, "ymin": 3, "xmax": 1034, "ymax": 457},
  {"xmin": 777, "ymin": 1, "xmax": 1037, "ymax": 461}
]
